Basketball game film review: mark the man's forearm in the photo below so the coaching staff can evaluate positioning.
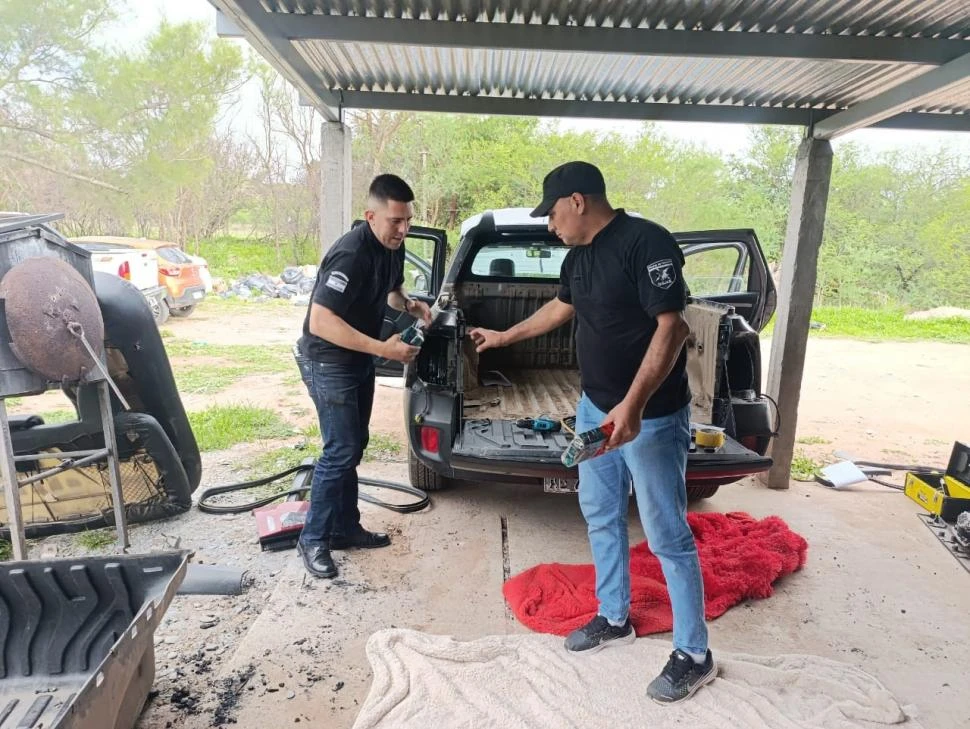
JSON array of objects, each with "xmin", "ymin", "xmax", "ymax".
[
  {"xmin": 624, "ymin": 316, "xmax": 690, "ymax": 411},
  {"xmin": 387, "ymin": 288, "xmax": 411, "ymax": 313},
  {"xmin": 309, "ymin": 304, "xmax": 385, "ymax": 357},
  {"xmin": 504, "ymin": 298, "xmax": 575, "ymax": 345}
]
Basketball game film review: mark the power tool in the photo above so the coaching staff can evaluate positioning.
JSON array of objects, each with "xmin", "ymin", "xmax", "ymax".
[
  {"xmin": 399, "ymin": 294, "xmax": 449, "ymax": 348},
  {"xmin": 516, "ymin": 415, "xmax": 560, "ymax": 432}
]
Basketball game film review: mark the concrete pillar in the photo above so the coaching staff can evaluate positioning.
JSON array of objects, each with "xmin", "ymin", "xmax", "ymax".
[
  {"xmin": 760, "ymin": 136, "xmax": 834, "ymax": 489},
  {"xmin": 319, "ymin": 120, "xmax": 352, "ymax": 255}
]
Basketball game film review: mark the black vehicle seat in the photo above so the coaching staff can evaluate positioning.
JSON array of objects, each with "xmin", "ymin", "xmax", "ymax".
[{"xmin": 488, "ymin": 258, "xmax": 515, "ymax": 277}]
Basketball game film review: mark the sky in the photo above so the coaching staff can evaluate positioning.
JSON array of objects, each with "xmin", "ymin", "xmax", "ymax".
[{"xmin": 117, "ymin": 0, "xmax": 970, "ymax": 160}]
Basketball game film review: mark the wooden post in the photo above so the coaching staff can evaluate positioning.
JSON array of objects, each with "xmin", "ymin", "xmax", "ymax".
[{"xmin": 760, "ymin": 136, "xmax": 834, "ymax": 489}]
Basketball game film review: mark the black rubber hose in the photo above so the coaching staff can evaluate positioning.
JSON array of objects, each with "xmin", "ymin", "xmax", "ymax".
[{"xmin": 196, "ymin": 464, "xmax": 430, "ymax": 515}]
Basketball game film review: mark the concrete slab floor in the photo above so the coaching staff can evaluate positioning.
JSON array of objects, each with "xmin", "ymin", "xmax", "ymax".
[{"xmin": 207, "ymin": 462, "xmax": 969, "ymax": 729}]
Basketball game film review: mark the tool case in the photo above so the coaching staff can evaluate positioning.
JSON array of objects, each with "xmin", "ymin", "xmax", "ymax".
[{"xmin": 905, "ymin": 442, "xmax": 970, "ymax": 523}]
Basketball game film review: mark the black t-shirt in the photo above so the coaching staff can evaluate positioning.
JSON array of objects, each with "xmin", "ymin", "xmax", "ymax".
[
  {"xmin": 557, "ymin": 210, "xmax": 691, "ymax": 419},
  {"xmin": 299, "ymin": 222, "xmax": 404, "ymax": 365}
]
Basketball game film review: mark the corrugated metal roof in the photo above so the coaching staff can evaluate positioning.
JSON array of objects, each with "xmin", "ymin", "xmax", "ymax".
[
  {"xmin": 297, "ymin": 41, "xmax": 933, "ymax": 109},
  {"xmin": 265, "ymin": 0, "xmax": 970, "ymax": 38},
  {"xmin": 213, "ymin": 0, "xmax": 970, "ymax": 132}
]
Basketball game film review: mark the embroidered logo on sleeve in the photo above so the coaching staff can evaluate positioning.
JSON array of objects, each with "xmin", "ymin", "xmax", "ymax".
[
  {"xmin": 647, "ymin": 259, "xmax": 676, "ymax": 290},
  {"xmin": 325, "ymin": 271, "xmax": 349, "ymax": 293}
]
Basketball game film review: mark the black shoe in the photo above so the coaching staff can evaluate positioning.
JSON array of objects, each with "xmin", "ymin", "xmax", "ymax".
[
  {"xmin": 296, "ymin": 541, "xmax": 337, "ymax": 578},
  {"xmin": 563, "ymin": 615, "xmax": 635, "ymax": 653},
  {"xmin": 329, "ymin": 528, "xmax": 391, "ymax": 550},
  {"xmin": 647, "ymin": 649, "xmax": 717, "ymax": 705}
]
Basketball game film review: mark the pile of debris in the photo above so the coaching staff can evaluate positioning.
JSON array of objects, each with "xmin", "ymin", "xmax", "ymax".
[{"xmin": 216, "ymin": 265, "xmax": 317, "ymax": 304}]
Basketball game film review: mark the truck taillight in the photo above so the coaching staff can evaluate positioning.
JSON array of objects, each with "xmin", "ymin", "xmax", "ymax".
[
  {"xmin": 159, "ymin": 266, "xmax": 181, "ymax": 277},
  {"xmin": 420, "ymin": 426, "xmax": 440, "ymax": 454},
  {"xmin": 117, "ymin": 260, "xmax": 131, "ymax": 280}
]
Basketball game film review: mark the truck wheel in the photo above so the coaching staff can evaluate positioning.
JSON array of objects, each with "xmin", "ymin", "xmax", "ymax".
[
  {"xmin": 687, "ymin": 485, "xmax": 720, "ymax": 502},
  {"xmin": 409, "ymin": 449, "xmax": 451, "ymax": 491},
  {"xmin": 170, "ymin": 304, "xmax": 196, "ymax": 318},
  {"xmin": 151, "ymin": 298, "xmax": 170, "ymax": 325}
]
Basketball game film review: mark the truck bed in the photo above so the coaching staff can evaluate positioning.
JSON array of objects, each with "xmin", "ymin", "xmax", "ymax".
[{"xmin": 463, "ymin": 368, "xmax": 581, "ymax": 421}]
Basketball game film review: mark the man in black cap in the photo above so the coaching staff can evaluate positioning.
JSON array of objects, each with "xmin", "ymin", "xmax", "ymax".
[
  {"xmin": 293, "ymin": 173, "xmax": 432, "ymax": 579},
  {"xmin": 470, "ymin": 161, "xmax": 715, "ymax": 704}
]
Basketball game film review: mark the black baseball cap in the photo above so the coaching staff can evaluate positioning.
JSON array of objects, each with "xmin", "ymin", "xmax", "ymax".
[{"xmin": 530, "ymin": 161, "xmax": 607, "ymax": 218}]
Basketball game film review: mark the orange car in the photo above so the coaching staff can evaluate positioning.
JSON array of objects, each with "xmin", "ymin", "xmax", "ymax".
[{"xmin": 73, "ymin": 236, "xmax": 206, "ymax": 318}]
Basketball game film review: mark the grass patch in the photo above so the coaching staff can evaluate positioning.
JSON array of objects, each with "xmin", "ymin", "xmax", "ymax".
[
  {"xmin": 165, "ymin": 340, "xmax": 290, "ymax": 368},
  {"xmin": 36, "ymin": 410, "xmax": 77, "ymax": 424},
  {"xmin": 245, "ymin": 445, "xmax": 314, "ymax": 477},
  {"xmin": 199, "ymin": 295, "xmax": 297, "ymax": 313},
  {"xmin": 0, "ymin": 540, "xmax": 11, "ymax": 561},
  {"xmin": 175, "ymin": 364, "xmax": 258, "ymax": 395},
  {"xmin": 76, "ymin": 529, "xmax": 116, "ymax": 550},
  {"xmin": 364, "ymin": 433, "xmax": 403, "ymax": 462},
  {"xmin": 762, "ymin": 307, "xmax": 970, "ymax": 343},
  {"xmin": 188, "ymin": 404, "xmax": 293, "ymax": 451},
  {"xmin": 166, "ymin": 341, "xmax": 292, "ymax": 395},
  {"xmin": 790, "ymin": 452, "xmax": 824, "ymax": 482},
  {"xmin": 796, "ymin": 435, "xmax": 831, "ymax": 445},
  {"xmin": 189, "ymin": 235, "xmax": 316, "ymax": 280},
  {"xmin": 303, "ymin": 422, "xmax": 320, "ymax": 440}
]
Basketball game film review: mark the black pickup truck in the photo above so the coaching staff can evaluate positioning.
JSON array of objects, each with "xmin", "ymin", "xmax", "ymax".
[{"xmin": 372, "ymin": 208, "xmax": 778, "ymax": 501}]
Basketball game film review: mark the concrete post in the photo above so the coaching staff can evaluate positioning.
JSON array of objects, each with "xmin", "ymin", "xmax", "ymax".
[
  {"xmin": 319, "ymin": 121, "xmax": 352, "ymax": 256},
  {"xmin": 760, "ymin": 136, "xmax": 834, "ymax": 489}
]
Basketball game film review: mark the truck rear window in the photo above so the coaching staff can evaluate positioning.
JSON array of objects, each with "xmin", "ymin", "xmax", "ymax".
[{"xmin": 469, "ymin": 243, "xmax": 568, "ymax": 280}]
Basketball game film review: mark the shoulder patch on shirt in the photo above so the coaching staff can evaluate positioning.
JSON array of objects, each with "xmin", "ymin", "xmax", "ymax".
[
  {"xmin": 647, "ymin": 259, "xmax": 676, "ymax": 290},
  {"xmin": 325, "ymin": 270, "xmax": 349, "ymax": 293}
]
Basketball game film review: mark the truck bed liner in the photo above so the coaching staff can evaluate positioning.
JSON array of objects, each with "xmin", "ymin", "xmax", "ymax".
[
  {"xmin": 0, "ymin": 551, "xmax": 188, "ymax": 729},
  {"xmin": 463, "ymin": 368, "xmax": 581, "ymax": 421}
]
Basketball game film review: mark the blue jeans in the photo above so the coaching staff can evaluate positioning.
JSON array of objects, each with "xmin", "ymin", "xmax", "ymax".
[
  {"xmin": 576, "ymin": 394, "xmax": 708, "ymax": 656},
  {"xmin": 294, "ymin": 351, "xmax": 375, "ymax": 546}
]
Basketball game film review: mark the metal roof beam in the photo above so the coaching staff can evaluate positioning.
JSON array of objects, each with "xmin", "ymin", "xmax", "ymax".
[
  {"xmin": 276, "ymin": 15, "xmax": 970, "ymax": 66},
  {"xmin": 340, "ymin": 91, "xmax": 970, "ymax": 132},
  {"xmin": 211, "ymin": 1, "xmax": 342, "ymax": 121},
  {"xmin": 812, "ymin": 52, "xmax": 970, "ymax": 138},
  {"xmin": 340, "ymin": 92, "xmax": 819, "ymax": 126}
]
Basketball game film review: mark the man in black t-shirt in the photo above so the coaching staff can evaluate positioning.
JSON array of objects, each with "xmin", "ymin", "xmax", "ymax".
[
  {"xmin": 294, "ymin": 174, "xmax": 431, "ymax": 579},
  {"xmin": 470, "ymin": 162, "xmax": 715, "ymax": 704}
]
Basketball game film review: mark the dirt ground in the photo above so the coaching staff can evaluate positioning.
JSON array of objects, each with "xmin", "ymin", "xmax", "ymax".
[{"xmin": 13, "ymin": 301, "xmax": 970, "ymax": 729}]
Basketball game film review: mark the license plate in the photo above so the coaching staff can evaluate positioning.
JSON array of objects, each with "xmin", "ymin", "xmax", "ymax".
[
  {"xmin": 192, "ymin": 291, "xmax": 204, "ymax": 300},
  {"xmin": 544, "ymin": 477, "xmax": 579, "ymax": 493}
]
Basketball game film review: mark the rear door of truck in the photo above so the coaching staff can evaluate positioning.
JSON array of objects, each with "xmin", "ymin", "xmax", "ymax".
[
  {"xmin": 369, "ymin": 223, "xmax": 448, "ymax": 376},
  {"xmin": 675, "ymin": 228, "xmax": 777, "ymax": 331}
]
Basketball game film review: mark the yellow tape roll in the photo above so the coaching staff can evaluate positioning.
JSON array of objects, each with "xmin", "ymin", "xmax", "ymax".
[{"xmin": 695, "ymin": 428, "xmax": 725, "ymax": 448}]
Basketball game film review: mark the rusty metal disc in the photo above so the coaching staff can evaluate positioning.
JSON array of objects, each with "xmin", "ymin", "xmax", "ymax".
[{"xmin": 0, "ymin": 257, "xmax": 104, "ymax": 382}]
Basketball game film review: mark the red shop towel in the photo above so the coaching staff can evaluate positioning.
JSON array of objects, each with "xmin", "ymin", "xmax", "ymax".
[{"xmin": 502, "ymin": 511, "xmax": 808, "ymax": 637}]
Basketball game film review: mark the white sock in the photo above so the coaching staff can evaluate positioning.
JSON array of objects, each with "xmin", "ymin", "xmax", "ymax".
[
  {"xmin": 686, "ymin": 650, "xmax": 707, "ymax": 664},
  {"xmin": 604, "ymin": 616, "xmax": 627, "ymax": 628}
]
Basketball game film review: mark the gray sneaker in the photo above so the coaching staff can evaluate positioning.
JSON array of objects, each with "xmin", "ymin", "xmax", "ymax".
[
  {"xmin": 647, "ymin": 649, "xmax": 717, "ymax": 704},
  {"xmin": 564, "ymin": 615, "xmax": 635, "ymax": 653}
]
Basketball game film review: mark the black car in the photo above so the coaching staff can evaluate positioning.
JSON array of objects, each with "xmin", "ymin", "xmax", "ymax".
[{"xmin": 373, "ymin": 209, "xmax": 778, "ymax": 501}]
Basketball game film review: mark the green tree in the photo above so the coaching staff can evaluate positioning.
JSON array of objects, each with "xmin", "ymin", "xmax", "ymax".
[
  {"xmin": 74, "ymin": 21, "xmax": 246, "ymax": 241},
  {"xmin": 0, "ymin": 0, "xmax": 119, "ymax": 197}
]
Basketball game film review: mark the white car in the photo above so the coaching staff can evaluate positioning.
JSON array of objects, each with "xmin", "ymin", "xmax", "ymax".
[{"xmin": 188, "ymin": 254, "xmax": 213, "ymax": 293}]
